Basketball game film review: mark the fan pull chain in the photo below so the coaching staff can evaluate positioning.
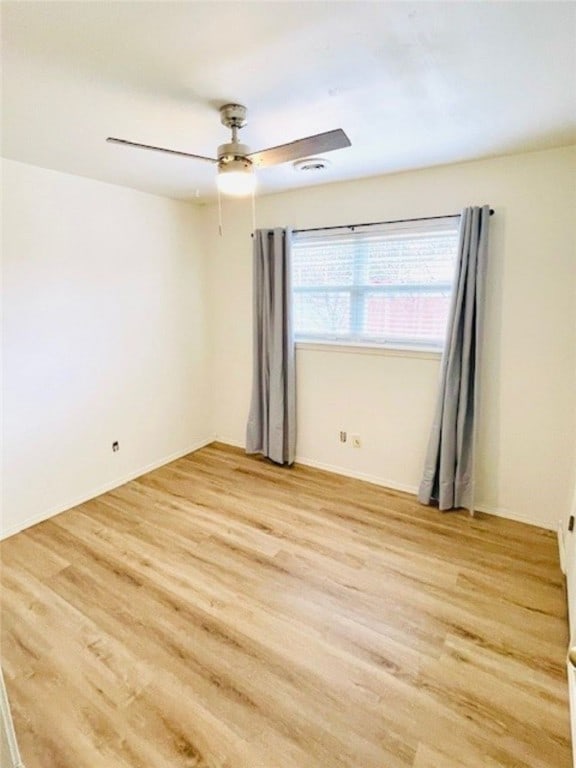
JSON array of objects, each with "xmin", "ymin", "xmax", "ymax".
[
  {"xmin": 217, "ymin": 185, "xmax": 223, "ymax": 237},
  {"xmin": 251, "ymin": 186, "xmax": 257, "ymax": 235}
]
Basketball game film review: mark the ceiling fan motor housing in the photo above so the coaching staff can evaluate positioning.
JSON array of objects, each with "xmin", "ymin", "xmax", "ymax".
[
  {"xmin": 217, "ymin": 156, "xmax": 252, "ymax": 175},
  {"xmin": 220, "ymin": 103, "xmax": 247, "ymax": 129},
  {"xmin": 218, "ymin": 104, "xmax": 251, "ymax": 164},
  {"xmin": 218, "ymin": 142, "xmax": 251, "ymax": 164}
]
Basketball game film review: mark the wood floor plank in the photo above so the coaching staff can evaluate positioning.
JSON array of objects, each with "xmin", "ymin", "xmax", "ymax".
[{"xmin": 0, "ymin": 442, "xmax": 570, "ymax": 767}]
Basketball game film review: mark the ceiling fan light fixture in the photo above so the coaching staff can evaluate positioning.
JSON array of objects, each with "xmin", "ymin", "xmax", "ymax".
[{"xmin": 217, "ymin": 158, "xmax": 256, "ymax": 197}]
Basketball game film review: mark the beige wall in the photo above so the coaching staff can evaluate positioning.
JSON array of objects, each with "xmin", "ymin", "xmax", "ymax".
[
  {"xmin": 2, "ymin": 159, "xmax": 212, "ymax": 538},
  {"xmin": 204, "ymin": 145, "xmax": 576, "ymax": 530},
  {"xmin": 3, "ymin": 147, "xmax": 574, "ymax": 536}
]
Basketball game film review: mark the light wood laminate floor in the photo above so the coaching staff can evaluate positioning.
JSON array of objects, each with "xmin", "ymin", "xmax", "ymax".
[{"xmin": 0, "ymin": 443, "xmax": 570, "ymax": 767}]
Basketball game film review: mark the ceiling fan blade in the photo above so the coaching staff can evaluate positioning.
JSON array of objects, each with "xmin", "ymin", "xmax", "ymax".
[
  {"xmin": 247, "ymin": 128, "xmax": 351, "ymax": 168},
  {"xmin": 106, "ymin": 137, "xmax": 218, "ymax": 163}
]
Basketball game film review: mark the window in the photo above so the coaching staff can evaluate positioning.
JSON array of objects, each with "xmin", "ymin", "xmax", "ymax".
[{"xmin": 292, "ymin": 217, "xmax": 460, "ymax": 350}]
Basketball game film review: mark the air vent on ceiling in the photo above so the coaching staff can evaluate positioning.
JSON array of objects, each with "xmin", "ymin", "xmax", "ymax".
[{"xmin": 293, "ymin": 157, "xmax": 331, "ymax": 172}]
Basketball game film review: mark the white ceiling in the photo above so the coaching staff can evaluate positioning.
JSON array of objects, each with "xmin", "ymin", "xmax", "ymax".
[{"xmin": 2, "ymin": 1, "xmax": 575, "ymax": 202}]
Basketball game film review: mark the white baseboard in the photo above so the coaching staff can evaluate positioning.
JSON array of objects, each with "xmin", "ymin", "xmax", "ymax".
[
  {"xmin": 215, "ymin": 438, "xmax": 416, "ymax": 494},
  {"xmin": 215, "ymin": 436, "xmax": 244, "ymax": 449},
  {"xmin": 296, "ymin": 458, "xmax": 556, "ymax": 529},
  {"xmin": 0, "ymin": 436, "xmax": 215, "ymax": 541},
  {"xmin": 473, "ymin": 503, "xmax": 556, "ymax": 531},
  {"xmin": 18, "ymin": 432, "xmax": 552, "ymax": 537},
  {"xmin": 215, "ymin": 438, "xmax": 556, "ymax": 532},
  {"xmin": 294, "ymin": 454, "xmax": 418, "ymax": 496}
]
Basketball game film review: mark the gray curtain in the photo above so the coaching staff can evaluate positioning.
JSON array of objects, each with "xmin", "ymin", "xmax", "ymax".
[
  {"xmin": 246, "ymin": 228, "xmax": 296, "ymax": 465},
  {"xmin": 418, "ymin": 206, "xmax": 491, "ymax": 511}
]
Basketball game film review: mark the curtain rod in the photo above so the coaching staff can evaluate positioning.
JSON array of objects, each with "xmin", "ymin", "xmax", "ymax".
[{"xmin": 292, "ymin": 209, "xmax": 494, "ymax": 235}]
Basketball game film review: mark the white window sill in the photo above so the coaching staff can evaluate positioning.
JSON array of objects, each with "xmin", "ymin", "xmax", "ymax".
[{"xmin": 295, "ymin": 340, "xmax": 443, "ymax": 360}]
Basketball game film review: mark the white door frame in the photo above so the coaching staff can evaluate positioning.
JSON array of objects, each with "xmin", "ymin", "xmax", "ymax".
[
  {"xmin": 0, "ymin": 670, "xmax": 24, "ymax": 768},
  {"xmin": 563, "ymin": 473, "xmax": 576, "ymax": 768}
]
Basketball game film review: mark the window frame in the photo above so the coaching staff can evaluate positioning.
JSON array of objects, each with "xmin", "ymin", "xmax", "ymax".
[{"xmin": 291, "ymin": 217, "xmax": 460, "ymax": 353}]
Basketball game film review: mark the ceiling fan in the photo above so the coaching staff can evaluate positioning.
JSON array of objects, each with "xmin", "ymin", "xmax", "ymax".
[{"xmin": 107, "ymin": 103, "xmax": 351, "ymax": 196}]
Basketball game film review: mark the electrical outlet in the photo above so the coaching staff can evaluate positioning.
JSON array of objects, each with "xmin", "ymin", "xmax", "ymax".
[
  {"xmin": 339, "ymin": 431, "xmax": 347, "ymax": 443},
  {"xmin": 351, "ymin": 434, "xmax": 361, "ymax": 448},
  {"xmin": 112, "ymin": 441, "xmax": 119, "ymax": 452}
]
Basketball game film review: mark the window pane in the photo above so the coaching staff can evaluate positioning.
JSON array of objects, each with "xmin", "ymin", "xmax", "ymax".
[
  {"xmin": 292, "ymin": 245, "xmax": 355, "ymax": 287},
  {"xmin": 366, "ymin": 234, "xmax": 458, "ymax": 287},
  {"xmin": 363, "ymin": 291, "xmax": 452, "ymax": 345},
  {"xmin": 294, "ymin": 291, "xmax": 351, "ymax": 337},
  {"xmin": 292, "ymin": 218, "xmax": 459, "ymax": 349}
]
